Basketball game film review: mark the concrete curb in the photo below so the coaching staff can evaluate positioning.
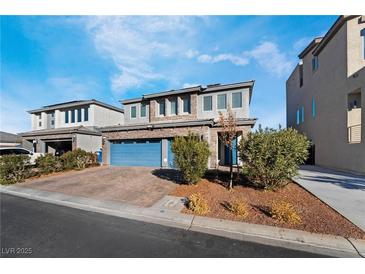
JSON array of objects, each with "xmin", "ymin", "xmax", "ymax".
[{"xmin": 1, "ymin": 185, "xmax": 364, "ymax": 258}]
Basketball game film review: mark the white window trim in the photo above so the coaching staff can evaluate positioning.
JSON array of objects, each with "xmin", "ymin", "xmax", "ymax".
[
  {"xmin": 130, "ymin": 105, "xmax": 137, "ymax": 119},
  {"xmin": 157, "ymin": 100, "xmax": 165, "ymax": 117},
  {"xmin": 231, "ymin": 92, "xmax": 243, "ymax": 109},
  {"xmin": 181, "ymin": 96, "xmax": 191, "ymax": 115},
  {"xmin": 217, "ymin": 94, "xmax": 227, "ymax": 110},
  {"xmin": 202, "ymin": 95, "xmax": 213, "ymax": 112}
]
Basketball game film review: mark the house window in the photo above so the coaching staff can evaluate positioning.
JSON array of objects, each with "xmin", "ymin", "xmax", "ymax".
[
  {"xmin": 158, "ymin": 100, "xmax": 165, "ymax": 116},
  {"xmin": 312, "ymin": 56, "xmax": 319, "ymax": 71},
  {"xmin": 361, "ymin": 29, "xmax": 365, "ymax": 59},
  {"xmin": 183, "ymin": 96, "xmax": 191, "ymax": 113},
  {"xmin": 77, "ymin": 109, "xmax": 82, "ymax": 122},
  {"xmin": 217, "ymin": 94, "xmax": 227, "ymax": 110},
  {"xmin": 232, "ymin": 92, "xmax": 242, "ymax": 108},
  {"xmin": 170, "ymin": 97, "xmax": 178, "ymax": 115},
  {"xmin": 296, "ymin": 109, "xmax": 300, "ymax": 125},
  {"xmin": 203, "ymin": 96, "xmax": 212, "ymax": 111},
  {"xmin": 140, "ymin": 103, "xmax": 147, "ymax": 117},
  {"xmin": 51, "ymin": 112, "xmax": 54, "ymax": 118},
  {"xmin": 71, "ymin": 109, "xmax": 75, "ymax": 123},
  {"xmin": 299, "ymin": 63, "xmax": 303, "ymax": 87},
  {"xmin": 84, "ymin": 107, "xmax": 89, "ymax": 121},
  {"xmin": 65, "ymin": 111, "xmax": 69, "ymax": 123},
  {"xmin": 39, "ymin": 121, "xmax": 42, "ymax": 127},
  {"xmin": 51, "ymin": 120, "xmax": 54, "ymax": 126},
  {"xmin": 301, "ymin": 106, "xmax": 305, "ymax": 123},
  {"xmin": 312, "ymin": 98, "xmax": 316, "ymax": 118},
  {"xmin": 131, "ymin": 106, "xmax": 137, "ymax": 118}
]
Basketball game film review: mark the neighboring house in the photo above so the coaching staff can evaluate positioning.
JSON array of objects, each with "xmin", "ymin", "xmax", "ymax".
[
  {"xmin": 0, "ymin": 131, "xmax": 23, "ymax": 147},
  {"xmin": 20, "ymin": 100, "xmax": 124, "ymax": 155},
  {"xmin": 286, "ymin": 15, "xmax": 365, "ymax": 174},
  {"xmin": 101, "ymin": 81, "xmax": 256, "ymax": 168}
]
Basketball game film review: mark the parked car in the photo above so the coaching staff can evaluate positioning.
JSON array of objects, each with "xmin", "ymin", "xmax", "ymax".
[{"xmin": 0, "ymin": 147, "xmax": 43, "ymax": 165}]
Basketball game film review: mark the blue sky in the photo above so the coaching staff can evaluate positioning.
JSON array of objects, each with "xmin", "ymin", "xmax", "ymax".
[{"xmin": 0, "ymin": 16, "xmax": 337, "ymax": 133}]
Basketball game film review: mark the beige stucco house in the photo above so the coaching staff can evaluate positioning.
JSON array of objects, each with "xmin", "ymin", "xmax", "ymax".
[
  {"xmin": 101, "ymin": 81, "xmax": 256, "ymax": 168},
  {"xmin": 286, "ymin": 15, "xmax": 365, "ymax": 174}
]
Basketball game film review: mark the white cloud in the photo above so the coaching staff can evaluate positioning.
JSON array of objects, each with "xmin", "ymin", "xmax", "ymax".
[
  {"xmin": 185, "ymin": 49, "xmax": 199, "ymax": 59},
  {"xmin": 197, "ymin": 53, "xmax": 249, "ymax": 66},
  {"xmin": 182, "ymin": 83, "xmax": 200, "ymax": 88},
  {"xmin": 293, "ymin": 37, "xmax": 312, "ymax": 52},
  {"xmin": 244, "ymin": 41, "xmax": 294, "ymax": 77},
  {"xmin": 84, "ymin": 16, "xmax": 203, "ymax": 95}
]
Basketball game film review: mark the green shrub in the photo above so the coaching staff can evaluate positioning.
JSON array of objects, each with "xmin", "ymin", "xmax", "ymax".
[
  {"xmin": 61, "ymin": 149, "xmax": 98, "ymax": 170},
  {"xmin": 0, "ymin": 155, "xmax": 32, "ymax": 185},
  {"xmin": 36, "ymin": 154, "xmax": 64, "ymax": 174},
  {"xmin": 171, "ymin": 133, "xmax": 211, "ymax": 184},
  {"xmin": 187, "ymin": 193, "xmax": 210, "ymax": 215},
  {"xmin": 239, "ymin": 127, "xmax": 310, "ymax": 190}
]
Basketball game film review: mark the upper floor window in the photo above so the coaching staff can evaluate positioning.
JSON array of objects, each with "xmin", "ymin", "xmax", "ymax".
[
  {"xmin": 170, "ymin": 97, "xmax": 178, "ymax": 115},
  {"xmin": 77, "ymin": 109, "xmax": 82, "ymax": 122},
  {"xmin": 84, "ymin": 107, "xmax": 89, "ymax": 121},
  {"xmin": 312, "ymin": 97, "xmax": 316, "ymax": 118},
  {"xmin": 203, "ymin": 96, "xmax": 212, "ymax": 111},
  {"xmin": 158, "ymin": 100, "xmax": 165, "ymax": 116},
  {"xmin": 71, "ymin": 109, "xmax": 75, "ymax": 123},
  {"xmin": 312, "ymin": 56, "xmax": 319, "ymax": 71},
  {"xmin": 217, "ymin": 94, "xmax": 227, "ymax": 110},
  {"xmin": 131, "ymin": 106, "xmax": 137, "ymax": 118},
  {"xmin": 183, "ymin": 96, "xmax": 191, "ymax": 113},
  {"xmin": 296, "ymin": 109, "xmax": 300, "ymax": 125},
  {"xmin": 39, "ymin": 121, "xmax": 42, "ymax": 127},
  {"xmin": 301, "ymin": 106, "xmax": 305, "ymax": 123},
  {"xmin": 361, "ymin": 29, "xmax": 365, "ymax": 60},
  {"xmin": 232, "ymin": 92, "xmax": 242, "ymax": 108},
  {"xmin": 140, "ymin": 103, "xmax": 147, "ymax": 117},
  {"xmin": 51, "ymin": 120, "xmax": 55, "ymax": 126},
  {"xmin": 51, "ymin": 112, "xmax": 55, "ymax": 118},
  {"xmin": 65, "ymin": 111, "xmax": 69, "ymax": 123},
  {"xmin": 299, "ymin": 63, "xmax": 303, "ymax": 87}
]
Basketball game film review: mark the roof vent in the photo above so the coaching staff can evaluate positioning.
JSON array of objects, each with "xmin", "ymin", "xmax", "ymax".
[{"xmin": 207, "ymin": 83, "xmax": 221, "ymax": 87}]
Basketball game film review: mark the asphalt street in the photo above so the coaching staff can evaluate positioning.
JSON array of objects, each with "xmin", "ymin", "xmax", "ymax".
[{"xmin": 0, "ymin": 193, "xmax": 330, "ymax": 258}]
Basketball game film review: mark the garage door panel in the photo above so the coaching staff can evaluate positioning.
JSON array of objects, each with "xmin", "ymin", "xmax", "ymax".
[{"xmin": 110, "ymin": 140, "xmax": 161, "ymax": 167}]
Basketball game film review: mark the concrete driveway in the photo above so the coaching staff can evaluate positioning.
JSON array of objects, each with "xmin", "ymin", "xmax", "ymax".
[
  {"xmin": 294, "ymin": 165, "xmax": 365, "ymax": 231},
  {"xmin": 19, "ymin": 166, "xmax": 178, "ymax": 207}
]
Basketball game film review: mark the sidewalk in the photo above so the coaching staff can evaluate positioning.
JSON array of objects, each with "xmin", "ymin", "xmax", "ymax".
[
  {"xmin": 1, "ymin": 184, "xmax": 364, "ymax": 258},
  {"xmin": 294, "ymin": 165, "xmax": 365, "ymax": 231}
]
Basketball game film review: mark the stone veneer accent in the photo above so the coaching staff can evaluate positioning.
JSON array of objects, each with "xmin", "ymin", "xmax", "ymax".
[
  {"xmin": 149, "ymin": 93, "xmax": 198, "ymax": 122},
  {"xmin": 102, "ymin": 124, "xmax": 251, "ymax": 168}
]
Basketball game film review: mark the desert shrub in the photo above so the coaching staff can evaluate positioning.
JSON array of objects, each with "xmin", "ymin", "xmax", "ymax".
[
  {"xmin": 171, "ymin": 133, "xmax": 210, "ymax": 184},
  {"xmin": 187, "ymin": 193, "xmax": 210, "ymax": 215},
  {"xmin": 61, "ymin": 149, "xmax": 98, "ymax": 170},
  {"xmin": 36, "ymin": 154, "xmax": 64, "ymax": 174},
  {"xmin": 270, "ymin": 201, "xmax": 301, "ymax": 224},
  {"xmin": 225, "ymin": 200, "xmax": 249, "ymax": 218},
  {"xmin": 0, "ymin": 155, "xmax": 32, "ymax": 185},
  {"xmin": 239, "ymin": 127, "xmax": 310, "ymax": 190}
]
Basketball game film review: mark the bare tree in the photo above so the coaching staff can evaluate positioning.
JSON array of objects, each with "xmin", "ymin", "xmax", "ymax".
[{"xmin": 218, "ymin": 106, "xmax": 237, "ymax": 190}]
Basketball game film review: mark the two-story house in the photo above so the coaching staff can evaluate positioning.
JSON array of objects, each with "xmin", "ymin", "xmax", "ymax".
[
  {"xmin": 101, "ymin": 80, "xmax": 256, "ymax": 168},
  {"xmin": 286, "ymin": 15, "xmax": 365, "ymax": 174},
  {"xmin": 20, "ymin": 100, "xmax": 124, "ymax": 155}
]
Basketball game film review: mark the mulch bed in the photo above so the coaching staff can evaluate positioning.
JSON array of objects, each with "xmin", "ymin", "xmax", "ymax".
[{"xmin": 171, "ymin": 176, "xmax": 365, "ymax": 239}]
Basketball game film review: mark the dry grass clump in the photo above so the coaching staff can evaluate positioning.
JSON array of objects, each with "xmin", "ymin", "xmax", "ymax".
[
  {"xmin": 270, "ymin": 201, "xmax": 301, "ymax": 224},
  {"xmin": 187, "ymin": 193, "xmax": 210, "ymax": 215},
  {"xmin": 224, "ymin": 200, "xmax": 250, "ymax": 218}
]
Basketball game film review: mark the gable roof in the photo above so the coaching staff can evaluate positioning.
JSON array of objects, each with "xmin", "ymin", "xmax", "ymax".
[{"xmin": 28, "ymin": 99, "xmax": 124, "ymax": 114}]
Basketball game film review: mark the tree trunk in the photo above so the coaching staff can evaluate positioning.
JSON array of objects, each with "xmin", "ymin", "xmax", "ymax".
[{"xmin": 229, "ymin": 148, "xmax": 233, "ymax": 189}]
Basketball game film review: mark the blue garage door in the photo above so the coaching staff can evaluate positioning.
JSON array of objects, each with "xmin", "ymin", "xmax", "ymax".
[{"xmin": 110, "ymin": 139, "xmax": 161, "ymax": 167}]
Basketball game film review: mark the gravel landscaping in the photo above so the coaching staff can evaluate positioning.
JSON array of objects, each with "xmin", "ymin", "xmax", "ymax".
[{"xmin": 171, "ymin": 176, "xmax": 365, "ymax": 239}]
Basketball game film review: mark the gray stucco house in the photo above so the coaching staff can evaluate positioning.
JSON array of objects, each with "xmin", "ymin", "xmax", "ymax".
[
  {"xmin": 20, "ymin": 100, "xmax": 124, "ymax": 155},
  {"xmin": 101, "ymin": 80, "xmax": 256, "ymax": 168}
]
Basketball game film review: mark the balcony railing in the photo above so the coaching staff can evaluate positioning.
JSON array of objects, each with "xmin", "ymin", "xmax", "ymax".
[{"xmin": 348, "ymin": 124, "xmax": 361, "ymax": 144}]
